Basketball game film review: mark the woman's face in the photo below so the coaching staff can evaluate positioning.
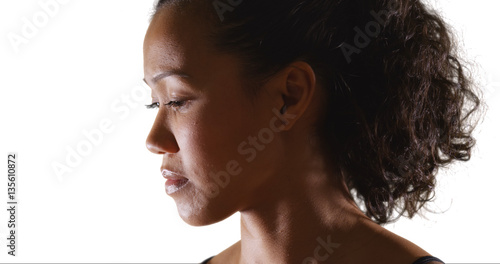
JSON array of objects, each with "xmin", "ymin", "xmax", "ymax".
[{"xmin": 144, "ymin": 7, "xmax": 286, "ymax": 226}]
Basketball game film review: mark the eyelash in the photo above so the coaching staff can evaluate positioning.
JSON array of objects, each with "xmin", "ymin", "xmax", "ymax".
[
  {"xmin": 145, "ymin": 101, "xmax": 186, "ymax": 110},
  {"xmin": 145, "ymin": 102, "xmax": 160, "ymax": 109}
]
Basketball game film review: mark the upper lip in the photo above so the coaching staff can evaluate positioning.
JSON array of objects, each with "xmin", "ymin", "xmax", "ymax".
[{"xmin": 161, "ymin": 168, "xmax": 187, "ymax": 180}]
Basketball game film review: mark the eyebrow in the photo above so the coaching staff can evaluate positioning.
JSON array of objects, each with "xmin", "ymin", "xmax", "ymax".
[{"xmin": 143, "ymin": 70, "xmax": 191, "ymax": 86}]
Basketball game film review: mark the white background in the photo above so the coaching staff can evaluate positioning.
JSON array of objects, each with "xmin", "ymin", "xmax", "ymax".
[{"xmin": 0, "ymin": 0, "xmax": 499, "ymax": 263}]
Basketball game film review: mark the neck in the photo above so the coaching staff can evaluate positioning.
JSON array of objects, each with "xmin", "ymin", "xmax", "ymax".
[{"xmin": 237, "ymin": 151, "xmax": 378, "ymax": 264}]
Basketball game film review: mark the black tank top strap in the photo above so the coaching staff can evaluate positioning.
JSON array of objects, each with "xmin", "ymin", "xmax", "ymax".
[
  {"xmin": 413, "ymin": 256, "xmax": 445, "ymax": 264},
  {"xmin": 201, "ymin": 255, "xmax": 443, "ymax": 263},
  {"xmin": 200, "ymin": 256, "xmax": 214, "ymax": 264}
]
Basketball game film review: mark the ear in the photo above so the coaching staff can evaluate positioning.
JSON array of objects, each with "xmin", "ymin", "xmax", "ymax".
[{"xmin": 263, "ymin": 61, "xmax": 317, "ymax": 130}]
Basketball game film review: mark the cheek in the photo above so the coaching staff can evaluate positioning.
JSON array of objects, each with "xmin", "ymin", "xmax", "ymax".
[
  {"xmin": 184, "ymin": 104, "xmax": 282, "ymax": 192},
  {"xmin": 172, "ymin": 104, "xmax": 256, "ymax": 219},
  {"xmin": 178, "ymin": 105, "xmax": 252, "ymax": 176},
  {"xmin": 171, "ymin": 84, "xmax": 283, "ymax": 213}
]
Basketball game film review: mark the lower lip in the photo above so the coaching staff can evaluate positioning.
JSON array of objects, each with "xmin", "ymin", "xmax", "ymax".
[{"xmin": 165, "ymin": 178, "xmax": 189, "ymax": 195}]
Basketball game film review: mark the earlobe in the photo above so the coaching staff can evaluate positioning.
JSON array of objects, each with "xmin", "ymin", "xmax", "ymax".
[{"xmin": 279, "ymin": 104, "xmax": 288, "ymax": 115}]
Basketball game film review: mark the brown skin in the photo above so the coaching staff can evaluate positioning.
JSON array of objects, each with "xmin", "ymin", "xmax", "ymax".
[{"xmin": 144, "ymin": 6, "xmax": 440, "ymax": 264}]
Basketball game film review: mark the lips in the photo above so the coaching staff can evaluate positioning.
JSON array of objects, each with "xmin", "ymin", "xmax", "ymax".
[{"xmin": 162, "ymin": 169, "xmax": 189, "ymax": 195}]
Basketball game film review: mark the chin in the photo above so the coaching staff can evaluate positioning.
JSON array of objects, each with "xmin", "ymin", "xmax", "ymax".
[
  {"xmin": 179, "ymin": 213, "xmax": 216, "ymax": 227},
  {"xmin": 176, "ymin": 201, "xmax": 236, "ymax": 227}
]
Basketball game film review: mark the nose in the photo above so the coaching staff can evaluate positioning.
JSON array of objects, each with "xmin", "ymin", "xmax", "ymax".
[{"xmin": 146, "ymin": 111, "xmax": 180, "ymax": 154}]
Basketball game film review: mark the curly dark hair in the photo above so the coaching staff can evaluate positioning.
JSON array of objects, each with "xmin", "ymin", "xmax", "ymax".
[{"xmin": 154, "ymin": 0, "xmax": 482, "ymax": 224}]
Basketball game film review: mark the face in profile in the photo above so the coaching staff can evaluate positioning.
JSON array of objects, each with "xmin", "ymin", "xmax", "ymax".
[{"xmin": 143, "ymin": 7, "xmax": 287, "ymax": 226}]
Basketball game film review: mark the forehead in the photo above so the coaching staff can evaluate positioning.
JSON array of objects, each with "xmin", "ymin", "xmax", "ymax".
[
  {"xmin": 143, "ymin": 7, "xmax": 211, "ymax": 79},
  {"xmin": 143, "ymin": 5, "xmax": 249, "ymax": 94}
]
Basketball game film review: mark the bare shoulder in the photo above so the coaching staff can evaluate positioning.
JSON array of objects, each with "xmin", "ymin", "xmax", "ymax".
[
  {"xmin": 367, "ymin": 224, "xmax": 437, "ymax": 264},
  {"xmin": 208, "ymin": 240, "xmax": 241, "ymax": 264},
  {"xmin": 339, "ymin": 220, "xmax": 438, "ymax": 264}
]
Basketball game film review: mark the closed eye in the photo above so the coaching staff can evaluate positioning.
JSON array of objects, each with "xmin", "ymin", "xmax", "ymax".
[
  {"xmin": 165, "ymin": 101, "xmax": 186, "ymax": 108},
  {"xmin": 145, "ymin": 101, "xmax": 187, "ymax": 110}
]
